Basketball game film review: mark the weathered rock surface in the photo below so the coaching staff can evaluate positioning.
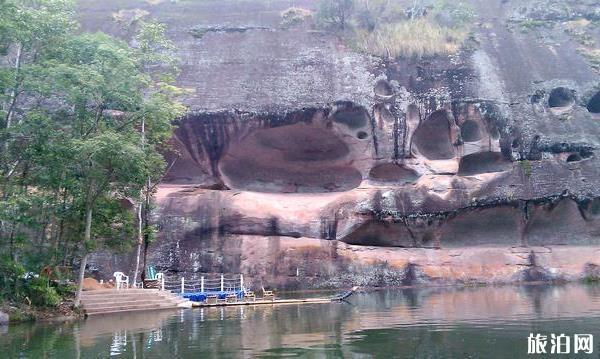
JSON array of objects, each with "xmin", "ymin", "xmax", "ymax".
[
  {"xmin": 0, "ymin": 311, "xmax": 8, "ymax": 326},
  {"xmin": 79, "ymin": 0, "xmax": 600, "ymax": 288}
]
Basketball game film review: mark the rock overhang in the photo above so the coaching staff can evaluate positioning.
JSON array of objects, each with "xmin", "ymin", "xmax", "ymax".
[{"xmin": 78, "ymin": 0, "xmax": 600, "ymax": 286}]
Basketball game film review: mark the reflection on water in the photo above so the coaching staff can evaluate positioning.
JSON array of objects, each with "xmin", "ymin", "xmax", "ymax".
[{"xmin": 2, "ymin": 284, "xmax": 600, "ymax": 358}]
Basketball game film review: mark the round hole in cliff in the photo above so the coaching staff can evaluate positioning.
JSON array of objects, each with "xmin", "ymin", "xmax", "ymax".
[
  {"xmin": 374, "ymin": 79, "xmax": 393, "ymax": 97},
  {"xmin": 458, "ymin": 152, "xmax": 511, "ymax": 176},
  {"xmin": 548, "ymin": 87, "xmax": 575, "ymax": 108},
  {"xmin": 331, "ymin": 103, "xmax": 369, "ymax": 129},
  {"xmin": 357, "ymin": 131, "xmax": 368, "ymax": 139},
  {"xmin": 219, "ymin": 122, "xmax": 362, "ymax": 193},
  {"xmin": 460, "ymin": 120, "xmax": 481, "ymax": 142},
  {"xmin": 369, "ymin": 163, "xmax": 419, "ymax": 184},
  {"xmin": 566, "ymin": 153, "xmax": 582, "ymax": 162},
  {"xmin": 412, "ymin": 110, "xmax": 454, "ymax": 160},
  {"xmin": 587, "ymin": 91, "xmax": 600, "ymax": 113}
]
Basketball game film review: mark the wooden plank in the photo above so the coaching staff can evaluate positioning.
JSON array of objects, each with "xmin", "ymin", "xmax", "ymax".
[{"xmin": 191, "ymin": 297, "xmax": 335, "ymax": 308}]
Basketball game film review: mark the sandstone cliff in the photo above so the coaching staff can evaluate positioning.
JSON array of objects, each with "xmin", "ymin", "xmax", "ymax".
[{"xmin": 79, "ymin": 0, "xmax": 600, "ymax": 289}]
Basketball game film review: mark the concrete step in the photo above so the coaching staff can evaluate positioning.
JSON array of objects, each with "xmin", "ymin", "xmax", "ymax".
[
  {"xmin": 82, "ymin": 289, "xmax": 159, "ymax": 296},
  {"xmin": 81, "ymin": 294, "xmax": 172, "ymax": 301},
  {"xmin": 84, "ymin": 306, "xmax": 183, "ymax": 316},
  {"xmin": 81, "ymin": 289, "xmax": 191, "ymax": 316},
  {"xmin": 83, "ymin": 299, "xmax": 168, "ymax": 309},
  {"xmin": 86, "ymin": 303, "xmax": 177, "ymax": 314},
  {"xmin": 81, "ymin": 293, "xmax": 174, "ymax": 301}
]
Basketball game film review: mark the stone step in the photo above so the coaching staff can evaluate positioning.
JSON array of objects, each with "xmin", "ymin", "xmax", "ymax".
[
  {"xmin": 86, "ymin": 304, "xmax": 181, "ymax": 315},
  {"xmin": 81, "ymin": 289, "xmax": 191, "ymax": 315},
  {"xmin": 83, "ymin": 299, "xmax": 169, "ymax": 309},
  {"xmin": 82, "ymin": 289, "xmax": 159, "ymax": 296},
  {"xmin": 84, "ymin": 305, "xmax": 184, "ymax": 316},
  {"xmin": 81, "ymin": 293, "xmax": 175, "ymax": 301},
  {"xmin": 82, "ymin": 295, "xmax": 186, "ymax": 305}
]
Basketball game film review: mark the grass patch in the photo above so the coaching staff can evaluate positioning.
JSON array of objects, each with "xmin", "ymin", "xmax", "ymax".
[
  {"xmin": 518, "ymin": 19, "xmax": 549, "ymax": 32},
  {"xmin": 519, "ymin": 160, "xmax": 532, "ymax": 177},
  {"xmin": 315, "ymin": 0, "xmax": 474, "ymax": 59},
  {"xmin": 355, "ymin": 18, "xmax": 469, "ymax": 59}
]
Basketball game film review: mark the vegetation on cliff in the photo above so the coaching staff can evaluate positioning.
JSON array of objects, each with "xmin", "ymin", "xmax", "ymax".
[
  {"xmin": 310, "ymin": 0, "xmax": 474, "ymax": 58},
  {"xmin": 0, "ymin": 0, "xmax": 183, "ymax": 311}
]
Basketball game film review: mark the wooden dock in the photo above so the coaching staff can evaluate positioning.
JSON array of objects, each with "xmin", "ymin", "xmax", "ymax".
[{"xmin": 190, "ymin": 286, "xmax": 358, "ymax": 308}]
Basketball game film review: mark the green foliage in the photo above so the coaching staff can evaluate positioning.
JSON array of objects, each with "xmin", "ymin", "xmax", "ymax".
[
  {"xmin": 0, "ymin": 256, "xmax": 26, "ymax": 297},
  {"xmin": 0, "ymin": 0, "xmax": 184, "ymax": 307},
  {"xmin": 26, "ymin": 277, "xmax": 60, "ymax": 307},
  {"xmin": 356, "ymin": 18, "xmax": 469, "ymax": 59},
  {"xmin": 316, "ymin": 0, "xmax": 474, "ymax": 59},
  {"xmin": 518, "ymin": 19, "xmax": 548, "ymax": 32},
  {"xmin": 316, "ymin": 0, "xmax": 355, "ymax": 30},
  {"xmin": 280, "ymin": 7, "xmax": 313, "ymax": 28},
  {"xmin": 54, "ymin": 282, "xmax": 76, "ymax": 297},
  {"xmin": 519, "ymin": 160, "xmax": 532, "ymax": 177},
  {"xmin": 431, "ymin": 1, "xmax": 475, "ymax": 28}
]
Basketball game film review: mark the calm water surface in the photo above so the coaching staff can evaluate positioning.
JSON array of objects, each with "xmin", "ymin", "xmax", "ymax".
[{"xmin": 2, "ymin": 284, "xmax": 600, "ymax": 358}]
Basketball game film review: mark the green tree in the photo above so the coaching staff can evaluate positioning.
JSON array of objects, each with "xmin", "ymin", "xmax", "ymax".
[
  {"xmin": 317, "ymin": 0, "xmax": 355, "ymax": 30},
  {"xmin": 0, "ymin": 0, "xmax": 184, "ymax": 309}
]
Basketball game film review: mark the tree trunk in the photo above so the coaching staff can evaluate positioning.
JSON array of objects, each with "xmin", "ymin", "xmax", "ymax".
[
  {"xmin": 4, "ymin": 42, "xmax": 22, "ymax": 131},
  {"xmin": 74, "ymin": 205, "xmax": 93, "ymax": 307},
  {"xmin": 132, "ymin": 117, "xmax": 147, "ymax": 287},
  {"xmin": 132, "ymin": 201, "xmax": 143, "ymax": 287}
]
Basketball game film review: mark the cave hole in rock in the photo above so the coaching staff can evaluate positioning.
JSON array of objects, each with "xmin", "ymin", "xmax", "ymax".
[
  {"xmin": 587, "ymin": 91, "xmax": 600, "ymax": 113},
  {"xmin": 357, "ymin": 131, "xmax": 368, "ymax": 139},
  {"xmin": 374, "ymin": 79, "xmax": 393, "ymax": 97},
  {"xmin": 548, "ymin": 87, "xmax": 575, "ymax": 109},
  {"xmin": 341, "ymin": 220, "xmax": 417, "ymax": 247},
  {"xmin": 219, "ymin": 122, "xmax": 362, "ymax": 193},
  {"xmin": 331, "ymin": 103, "xmax": 369, "ymax": 129},
  {"xmin": 460, "ymin": 120, "xmax": 481, "ymax": 142},
  {"xmin": 412, "ymin": 110, "xmax": 454, "ymax": 160},
  {"xmin": 369, "ymin": 163, "xmax": 419, "ymax": 184},
  {"xmin": 458, "ymin": 152, "xmax": 511, "ymax": 176},
  {"xmin": 566, "ymin": 153, "xmax": 582, "ymax": 162}
]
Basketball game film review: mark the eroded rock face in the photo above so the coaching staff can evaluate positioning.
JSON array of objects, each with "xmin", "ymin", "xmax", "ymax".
[{"xmin": 79, "ymin": 0, "xmax": 600, "ymax": 288}]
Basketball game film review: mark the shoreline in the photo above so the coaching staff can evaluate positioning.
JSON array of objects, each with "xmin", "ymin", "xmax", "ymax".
[{"xmin": 4, "ymin": 279, "xmax": 600, "ymax": 325}]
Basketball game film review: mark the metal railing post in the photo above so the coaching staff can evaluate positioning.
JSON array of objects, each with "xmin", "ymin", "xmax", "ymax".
[
  {"xmin": 201, "ymin": 276, "xmax": 204, "ymax": 292},
  {"xmin": 221, "ymin": 274, "xmax": 224, "ymax": 292},
  {"xmin": 240, "ymin": 274, "xmax": 244, "ymax": 291},
  {"xmin": 181, "ymin": 277, "xmax": 184, "ymax": 294}
]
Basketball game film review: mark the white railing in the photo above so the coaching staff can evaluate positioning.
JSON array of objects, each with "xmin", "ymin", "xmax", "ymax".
[{"xmin": 162, "ymin": 274, "xmax": 245, "ymax": 294}]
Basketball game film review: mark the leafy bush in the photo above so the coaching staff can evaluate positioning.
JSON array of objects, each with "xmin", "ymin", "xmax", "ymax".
[
  {"xmin": 316, "ymin": 0, "xmax": 355, "ymax": 30},
  {"xmin": 0, "ymin": 256, "xmax": 26, "ymax": 297},
  {"xmin": 54, "ymin": 283, "xmax": 77, "ymax": 298},
  {"xmin": 26, "ymin": 278, "xmax": 61, "ymax": 307},
  {"xmin": 280, "ymin": 7, "xmax": 313, "ymax": 28},
  {"xmin": 431, "ymin": 0, "xmax": 475, "ymax": 28}
]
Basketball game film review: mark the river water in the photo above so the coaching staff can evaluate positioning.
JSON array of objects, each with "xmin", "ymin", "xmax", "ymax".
[{"xmin": 2, "ymin": 284, "xmax": 600, "ymax": 358}]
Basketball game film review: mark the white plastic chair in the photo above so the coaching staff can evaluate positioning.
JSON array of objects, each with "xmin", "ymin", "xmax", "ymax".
[{"xmin": 114, "ymin": 272, "xmax": 129, "ymax": 290}]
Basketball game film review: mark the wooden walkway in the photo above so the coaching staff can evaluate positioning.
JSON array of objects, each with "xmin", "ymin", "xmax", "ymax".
[{"xmin": 191, "ymin": 287, "xmax": 358, "ymax": 308}]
